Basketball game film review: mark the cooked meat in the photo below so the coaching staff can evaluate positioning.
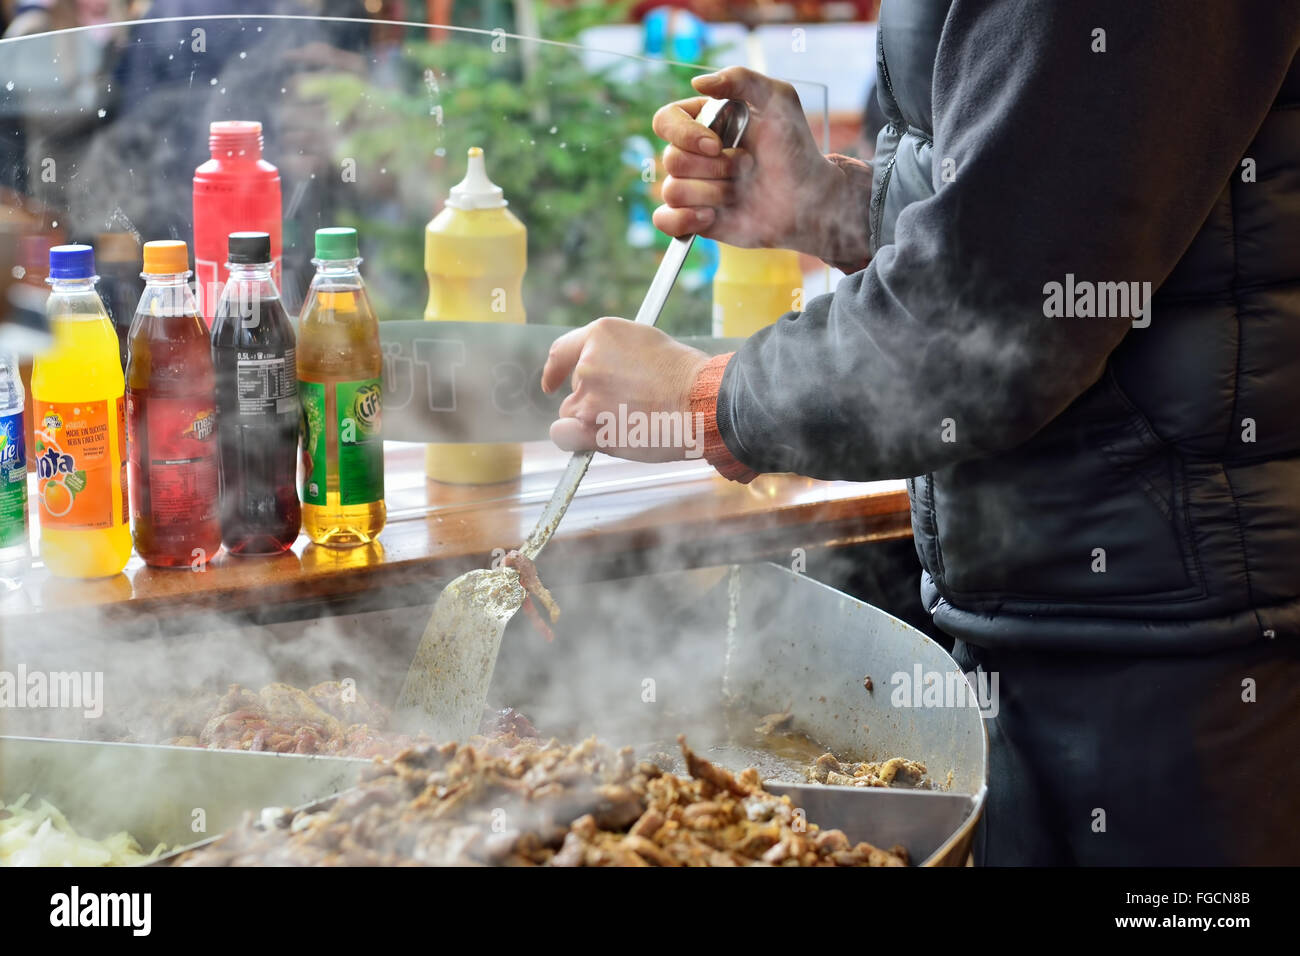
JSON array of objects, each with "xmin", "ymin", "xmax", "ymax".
[
  {"xmin": 109, "ymin": 682, "xmax": 539, "ymax": 759},
  {"xmin": 503, "ymin": 550, "xmax": 560, "ymax": 629},
  {"xmin": 190, "ymin": 682, "xmax": 419, "ymax": 757},
  {"xmin": 813, "ymin": 752, "xmax": 842, "ymax": 774},
  {"xmin": 629, "ymin": 808, "xmax": 665, "ymax": 839},
  {"xmin": 175, "ymin": 735, "xmax": 909, "ymax": 867},
  {"xmin": 807, "ymin": 752, "xmax": 931, "ymax": 789},
  {"xmin": 753, "ymin": 709, "xmax": 794, "ymax": 736},
  {"xmin": 680, "ymin": 734, "xmax": 754, "ymax": 799},
  {"xmin": 307, "ymin": 681, "xmax": 391, "ymax": 726},
  {"xmin": 481, "ymin": 707, "xmax": 540, "ymax": 740},
  {"xmin": 877, "ymin": 756, "xmax": 928, "ymax": 787}
]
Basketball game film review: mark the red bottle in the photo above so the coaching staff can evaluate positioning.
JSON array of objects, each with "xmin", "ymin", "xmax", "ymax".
[
  {"xmin": 126, "ymin": 240, "xmax": 222, "ymax": 568},
  {"xmin": 193, "ymin": 120, "xmax": 282, "ymax": 323}
]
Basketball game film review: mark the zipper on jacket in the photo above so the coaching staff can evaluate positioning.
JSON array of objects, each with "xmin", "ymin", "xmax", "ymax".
[
  {"xmin": 876, "ymin": 17, "xmax": 899, "ymax": 109},
  {"xmin": 870, "ymin": 153, "xmax": 896, "ymax": 249},
  {"xmin": 869, "ymin": 15, "xmax": 900, "ymax": 251},
  {"xmin": 923, "ymin": 473, "xmax": 942, "ymax": 583}
]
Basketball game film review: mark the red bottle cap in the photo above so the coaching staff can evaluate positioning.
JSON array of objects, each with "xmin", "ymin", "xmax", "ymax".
[{"xmin": 208, "ymin": 121, "xmax": 263, "ymax": 159}]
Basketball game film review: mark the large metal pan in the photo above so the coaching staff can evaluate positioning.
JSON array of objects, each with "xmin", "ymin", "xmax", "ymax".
[{"xmin": 0, "ymin": 563, "xmax": 987, "ymax": 865}]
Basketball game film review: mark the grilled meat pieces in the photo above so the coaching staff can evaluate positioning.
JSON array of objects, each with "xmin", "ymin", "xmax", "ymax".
[
  {"xmin": 176, "ymin": 735, "xmax": 909, "ymax": 867},
  {"xmin": 110, "ymin": 682, "xmax": 533, "ymax": 758},
  {"xmin": 194, "ymin": 682, "xmax": 424, "ymax": 757},
  {"xmin": 503, "ymin": 550, "xmax": 560, "ymax": 641},
  {"xmin": 481, "ymin": 707, "xmax": 540, "ymax": 740},
  {"xmin": 808, "ymin": 752, "xmax": 930, "ymax": 788},
  {"xmin": 753, "ymin": 709, "xmax": 794, "ymax": 736}
]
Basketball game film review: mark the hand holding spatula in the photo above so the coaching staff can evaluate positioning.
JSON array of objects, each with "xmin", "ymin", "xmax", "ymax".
[{"xmin": 396, "ymin": 98, "xmax": 751, "ymax": 742}]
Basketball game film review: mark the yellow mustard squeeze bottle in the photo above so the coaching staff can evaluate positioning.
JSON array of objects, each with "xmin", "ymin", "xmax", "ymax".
[
  {"xmin": 32, "ymin": 244, "xmax": 132, "ymax": 577},
  {"xmin": 424, "ymin": 147, "xmax": 526, "ymax": 484},
  {"xmin": 712, "ymin": 244, "xmax": 803, "ymax": 338}
]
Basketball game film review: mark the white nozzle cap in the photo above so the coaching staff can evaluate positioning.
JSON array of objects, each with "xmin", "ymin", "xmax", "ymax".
[{"xmin": 445, "ymin": 147, "xmax": 506, "ymax": 210}]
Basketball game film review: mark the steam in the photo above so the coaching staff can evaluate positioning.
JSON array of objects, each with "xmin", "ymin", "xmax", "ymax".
[
  {"xmin": 0, "ymin": 14, "xmax": 975, "ymax": 865},
  {"xmin": 0, "ymin": 563, "xmax": 735, "ymax": 751},
  {"xmin": 0, "ymin": 16, "xmax": 795, "ymax": 763}
]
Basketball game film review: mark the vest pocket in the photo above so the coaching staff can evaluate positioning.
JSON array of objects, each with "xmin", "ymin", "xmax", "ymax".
[{"xmin": 923, "ymin": 370, "xmax": 1205, "ymax": 608}]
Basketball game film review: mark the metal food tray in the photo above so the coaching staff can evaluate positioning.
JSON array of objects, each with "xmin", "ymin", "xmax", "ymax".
[
  {"xmin": 0, "ymin": 736, "xmax": 364, "ymax": 854},
  {"xmin": 0, "ymin": 563, "xmax": 988, "ymax": 865}
]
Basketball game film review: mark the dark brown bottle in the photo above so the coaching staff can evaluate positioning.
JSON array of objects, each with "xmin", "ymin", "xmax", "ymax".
[{"xmin": 211, "ymin": 232, "xmax": 300, "ymax": 555}]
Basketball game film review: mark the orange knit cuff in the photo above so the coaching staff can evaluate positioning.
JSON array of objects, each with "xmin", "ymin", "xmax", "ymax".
[{"xmin": 690, "ymin": 352, "xmax": 759, "ymax": 484}]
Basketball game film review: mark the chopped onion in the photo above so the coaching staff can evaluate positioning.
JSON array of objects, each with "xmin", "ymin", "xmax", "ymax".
[{"xmin": 0, "ymin": 794, "xmax": 166, "ymax": 867}]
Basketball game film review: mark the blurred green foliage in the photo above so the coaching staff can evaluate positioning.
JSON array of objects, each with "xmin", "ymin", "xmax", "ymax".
[{"xmin": 302, "ymin": 0, "xmax": 716, "ymax": 335}]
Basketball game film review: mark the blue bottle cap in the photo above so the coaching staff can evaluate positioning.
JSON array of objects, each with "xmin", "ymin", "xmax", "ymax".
[{"xmin": 48, "ymin": 244, "xmax": 96, "ymax": 280}]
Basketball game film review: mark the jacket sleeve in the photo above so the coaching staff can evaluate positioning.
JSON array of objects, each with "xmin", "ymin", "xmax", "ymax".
[{"xmin": 715, "ymin": 0, "xmax": 1300, "ymax": 480}]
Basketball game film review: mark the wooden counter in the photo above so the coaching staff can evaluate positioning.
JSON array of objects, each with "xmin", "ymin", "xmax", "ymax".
[{"xmin": 0, "ymin": 442, "xmax": 910, "ymax": 629}]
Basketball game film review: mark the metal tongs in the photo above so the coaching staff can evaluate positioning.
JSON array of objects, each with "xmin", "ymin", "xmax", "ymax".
[{"xmin": 397, "ymin": 98, "xmax": 750, "ymax": 740}]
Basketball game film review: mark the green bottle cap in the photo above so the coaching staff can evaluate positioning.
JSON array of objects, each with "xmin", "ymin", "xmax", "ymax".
[{"xmin": 314, "ymin": 227, "xmax": 358, "ymax": 260}]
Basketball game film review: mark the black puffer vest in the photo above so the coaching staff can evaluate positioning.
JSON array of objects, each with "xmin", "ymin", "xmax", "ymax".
[{"xmin": 874, "ymin": 2, "xmax": 1300, "ymax": 652}]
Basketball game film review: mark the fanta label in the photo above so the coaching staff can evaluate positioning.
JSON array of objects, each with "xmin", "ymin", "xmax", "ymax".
[{"xmin": 33, "ymin": 399, "xmax": 121, "ymax": 530}]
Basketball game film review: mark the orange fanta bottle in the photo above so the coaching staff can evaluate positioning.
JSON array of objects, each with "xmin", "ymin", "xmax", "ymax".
[{"xmin": 31, "ymin": 244, "xmax": 132, "ymax": 577}]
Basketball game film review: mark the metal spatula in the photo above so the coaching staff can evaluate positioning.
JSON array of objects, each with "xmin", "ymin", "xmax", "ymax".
[{"xmin": 396, "ymin": 97, "xmax": 750, "ymax": 741}]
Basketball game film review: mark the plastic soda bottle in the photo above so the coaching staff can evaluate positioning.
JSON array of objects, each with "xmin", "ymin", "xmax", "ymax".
[
  {"xmin": 32, "ymin": 244, "xmax": 132, "ymax": 578},
  {"xmin": 297, "ymin": 227, "xmax": 385, "ymax": 548},
  {"xmin": 125, "ymin": 240, "xmax": 221, "ymax": 568},
  {"xmin": 0, "ymin": 352, "xmax": 29, "ymax": 582},
  {"xmin": 211, "ymin": 232, "xmax": 301, "ymax": 555},
  {"xmin": 424, "ymin": 147, "xmax": 526, "ymax": 484},
  {"xmin": 712, "ymin": 245, "xmax": 803, "ymax": 338},
  {"xmin": 193, "ymin": 121, "xmax": 283, "ymax": 322}
]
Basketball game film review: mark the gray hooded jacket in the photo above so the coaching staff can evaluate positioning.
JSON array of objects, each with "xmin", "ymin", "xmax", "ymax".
[{"xmin": 716, "ymin": 0, "xmax": 1300, "ymax": 652}]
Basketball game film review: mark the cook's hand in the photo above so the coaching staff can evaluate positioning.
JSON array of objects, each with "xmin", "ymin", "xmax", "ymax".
[
  {"xmin": 541, "ymin": 318, "xmax": 711, "ymax": 462},
  {"xmin": 652, "ymin": 67, "xmax": 868, "ymax": 264}
]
